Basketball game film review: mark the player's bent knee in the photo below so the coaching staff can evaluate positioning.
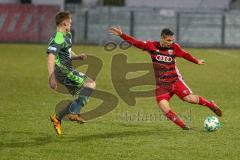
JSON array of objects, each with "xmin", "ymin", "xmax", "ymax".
[
  {"xmin": 159, "ymin": 99, "xmax": 168, "ymax": 105},
  {"xmin": 183, "ymin": 95, "xmax": 192, "ymax": 102},
  {"xmin": 183, "ymin": 95, "xmax": 197, "ymax": 103},
  {"xmin": 85, "ymin": 81, "xmax": 96, "ymax": 89},
  {"xmin": 84, "ymin": 77, "xmax": 96, "ymax": 89},
  {"xmin": 90, "ymin": 81, "xmax": 96, "ymax": 89},
  {"xmin": 158, "ymin": 99, "xmax": 170, "ymax": 113}
]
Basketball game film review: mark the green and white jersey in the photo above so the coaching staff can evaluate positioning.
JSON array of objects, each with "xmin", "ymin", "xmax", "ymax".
[
  {"xmin": 47, "ymin": 31, "xmax": 87, "ymax": 90},
  {"xmin": 47, "ymin": 31, "xmax": 73, "ymax": 73}
]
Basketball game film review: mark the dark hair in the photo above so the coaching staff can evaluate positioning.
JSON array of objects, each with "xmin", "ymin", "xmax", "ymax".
[
  {"xmin": 55, "ymin": 11, "xmax": 71, "ymax": 26},
  {"xmin": 161, "ymin": 28, "xmax": 174, "ymax": 37}
]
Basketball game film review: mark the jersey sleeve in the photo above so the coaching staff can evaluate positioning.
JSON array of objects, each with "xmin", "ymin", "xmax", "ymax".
[
  {"xmin": 174, "ymin": 43, "xmax": 198, "ymax": 64},
  {"xmin": 46, "ymin": 32, "xmax": 64, "ymax": 56},
  {"xmin": 47, "ymin": 41, "xmax": 62, "ymax": 56},
  {"xmin": 120, "ymin": 33, "xmax": 150, "ymax": 51}
]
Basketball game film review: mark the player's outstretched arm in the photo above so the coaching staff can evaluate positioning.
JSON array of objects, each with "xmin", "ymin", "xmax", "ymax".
[
  {"xmin": 197, "ymin": 59, "xmax": 205, "ymax": 65},
  {"xmin": 182, "ymin": 52, "xmax": 205, "ymax": 65},
  {"xmin": 108, "ymin": 26, "xmax": 149, "ymax": 50},
  {"xmin": 175, "ymin": 43, "xmax": 205, "ymax": 65},
  {"xmin": 71, "ymin": 51, "xmax": 87, "ymax": 60},
  {"xmin": 108, "ymin": 26, "xmax": 123, "ymax": 36},
  {"xmin": 48, "ymin": 53, "xmax": 57, "ymax": 90}
]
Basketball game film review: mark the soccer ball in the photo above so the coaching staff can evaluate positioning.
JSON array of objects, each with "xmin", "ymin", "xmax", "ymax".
[{"xmin": 204, "ymin": 116, "xmax": 220, "ymax": 132}]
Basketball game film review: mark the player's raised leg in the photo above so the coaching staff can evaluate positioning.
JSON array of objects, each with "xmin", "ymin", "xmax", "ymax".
[
  {"xmin": 50, "ymin": 75, "xmax": 96, "ymax": 136},
  {"xmin": 182, "ymin": 94, "xmax": 222, "ymax": 117},
  {"xmin": 173, "ymin": 79, "xmax": 222, "ymax": 117},
  {"xmin": 66, "ymin": 77, "xmax": 96, "ymax": 122}
]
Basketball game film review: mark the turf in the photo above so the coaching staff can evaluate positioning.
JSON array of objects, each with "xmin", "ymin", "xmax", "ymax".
[{"xmin": 0, "ymin": 44, "xmax": 239, "ymax": 160}]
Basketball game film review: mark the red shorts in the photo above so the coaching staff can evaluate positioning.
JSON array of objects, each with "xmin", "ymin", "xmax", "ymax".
[{"xmin": 155, "ymin": 79, "xmax": 192, "ymax": 103}]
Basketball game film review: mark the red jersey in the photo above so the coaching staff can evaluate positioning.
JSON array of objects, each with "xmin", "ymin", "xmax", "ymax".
[{"xmin": 120, "ymin": 33, "xmax": 199, "ymax": 85}]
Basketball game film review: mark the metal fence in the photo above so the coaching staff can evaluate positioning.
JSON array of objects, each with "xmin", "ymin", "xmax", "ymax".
[{"xmin": 72, "ymin": 7, "xmax": 240, "ymax": 47}]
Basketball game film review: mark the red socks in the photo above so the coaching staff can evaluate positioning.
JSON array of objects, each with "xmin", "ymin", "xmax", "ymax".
[
  {"xmin": 165, "ymin": 110, "xmax": 186, "ymax": 129},
  {"xmin": 198, "ymin": 96, "xmax": 215, "ymax": 108},
  {"xmin": 164, "ymin": 97, "xmax": 217, "ymax": 129}
]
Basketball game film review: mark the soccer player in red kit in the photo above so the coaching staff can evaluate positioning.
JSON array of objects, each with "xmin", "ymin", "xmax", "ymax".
[{"xmin": 109, "ymin": 26, "xmax": 222, "ymax": 130}]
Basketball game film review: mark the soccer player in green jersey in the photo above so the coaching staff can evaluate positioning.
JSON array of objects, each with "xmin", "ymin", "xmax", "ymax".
[{"xmin": 47, "ymin": 11, "xmax": 96, "ymax": 135}]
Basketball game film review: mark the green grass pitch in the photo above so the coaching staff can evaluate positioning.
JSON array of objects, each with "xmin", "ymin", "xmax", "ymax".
[{"xmin": 0, "ymin": 44, "xmax": 239, "ymax": 160}]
